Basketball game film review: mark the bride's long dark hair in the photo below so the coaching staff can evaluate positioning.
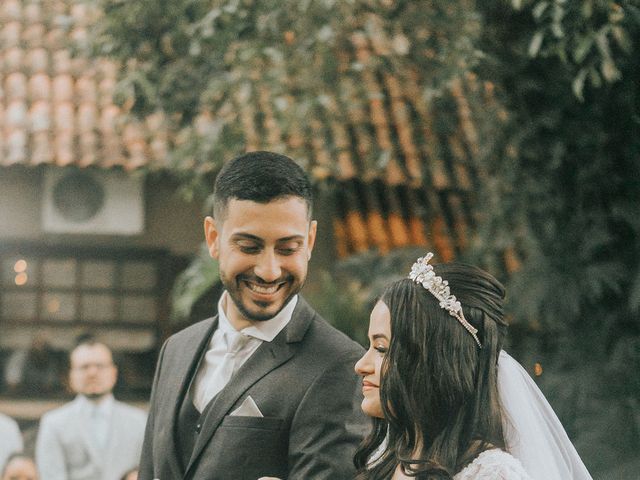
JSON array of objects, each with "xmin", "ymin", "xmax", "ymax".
[{"xmin": 354, "ymin": 263, "xmax": 509, "ymax": 479}]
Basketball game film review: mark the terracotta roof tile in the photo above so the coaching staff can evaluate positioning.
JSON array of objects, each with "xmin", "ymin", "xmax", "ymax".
[
  {"xmin": 1, "ymin": 1, "xmax": 493, "ymax": 261},
  {"xmin": 0, "ymin": 0, "xmax": 169, "ymax": 170}
]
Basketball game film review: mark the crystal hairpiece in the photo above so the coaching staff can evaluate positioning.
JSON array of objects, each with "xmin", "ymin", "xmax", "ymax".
[{"xmin": 408, "ymin": 252, "xmax": 482, "ymax": 347}]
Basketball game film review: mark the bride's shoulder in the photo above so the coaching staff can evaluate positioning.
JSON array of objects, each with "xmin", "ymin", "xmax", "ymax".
[{"xmin": 454, "ymin": 448, "xmax": 533, "ymax": 480}]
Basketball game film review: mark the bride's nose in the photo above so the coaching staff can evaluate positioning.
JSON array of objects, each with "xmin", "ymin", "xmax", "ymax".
[{"xmin": 354, "ymin": 349, "xmax": 373, "ymax": 375}]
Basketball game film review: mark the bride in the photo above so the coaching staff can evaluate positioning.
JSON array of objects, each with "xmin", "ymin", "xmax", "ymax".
[
  {"xmin": 352, "ymin": 253, "xmax": 592, "ymax": 479},
  {"xmin": 259, "ymin": 253, "xmax": 591, "ymax": 480}
]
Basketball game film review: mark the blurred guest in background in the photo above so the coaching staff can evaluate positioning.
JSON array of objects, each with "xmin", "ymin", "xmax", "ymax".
[
  {"xmin": 3, "ymin": 335, "xmax": 64, "ymax": 397},
  {"xmin": 1, "ymin": 453, "xmax": 38, "ymax": 480},
  {"xmin": 0, "ymin": 413, "xmax": 23, "ymax": 472},
  {"xmin": 36, "ymin": 339, "xmax": 146, "ymax": 480},
  {"xmin": 119, "ymin": 468, "xmax": 138, "ymax": 480}
]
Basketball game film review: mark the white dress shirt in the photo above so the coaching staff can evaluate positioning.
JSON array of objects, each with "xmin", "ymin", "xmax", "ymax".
[{"xmin": 191, "ymin": 292, "xmax": 297, "ymax": 412}]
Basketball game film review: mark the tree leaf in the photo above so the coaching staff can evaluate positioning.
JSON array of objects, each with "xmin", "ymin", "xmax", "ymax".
[
  {"xmin": 170, "ymin": 243, "xmax": 219, "ymax": 322},
  {"xmin": 528, "ymin": 30, "xmax": 545, "ymax": 57},
  {"xmin": 573, "ymin": 35, "xmax": 594, "ymax": 63},
  {"xmin": 611, "ymin": 26, "xmax": 632, "ymax": 54},
  {"xmin": 601, "ymin": 57, "xmax": 621, "ymax": 82},
  {"xmin": 532, "ymin": 1, "xmax": 550, "ymax": 20}
]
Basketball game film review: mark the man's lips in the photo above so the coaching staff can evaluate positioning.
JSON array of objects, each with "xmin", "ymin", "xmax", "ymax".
[
  {"xmin": 240, "ymin": 277, "xmax": 291, "ymax": 297},
  {"xmin": 362, "ymin": 381, "xmax": 378, "ymax": 391},
  {"xmin": 243, "ymin": 280, "xmax": 287, "ymax": 298},
  {"xmin": 244, "ymin": 280, "xmax": 284, "ymax": 295}
]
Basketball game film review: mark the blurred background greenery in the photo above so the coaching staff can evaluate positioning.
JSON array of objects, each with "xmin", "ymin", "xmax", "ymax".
[{"xmin": 94, "ymin": 0, "xmax": 640, "ymax": 477}]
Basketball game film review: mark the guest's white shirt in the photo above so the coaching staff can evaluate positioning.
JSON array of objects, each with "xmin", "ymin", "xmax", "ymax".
[{"xmin": 192, "ymin": 292, "xmax": 297, "ymax": 411}]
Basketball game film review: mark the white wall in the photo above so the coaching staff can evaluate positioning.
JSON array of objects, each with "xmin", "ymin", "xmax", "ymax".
[{"xmin": 0, "ymin": 166, "xmax": 204, "ymax": 255}]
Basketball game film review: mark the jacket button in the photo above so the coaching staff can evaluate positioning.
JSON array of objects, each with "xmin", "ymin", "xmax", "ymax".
[{"xmin": 195, "ymin": 423, "xmax": 201, "ymax": 433}]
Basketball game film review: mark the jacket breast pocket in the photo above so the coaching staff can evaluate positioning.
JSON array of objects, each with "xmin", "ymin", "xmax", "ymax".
[
  {"xmin": 204, "ymin": 416, "xmax": 288, "ymax": 479},
  {"xmin": 220, "ymin": 415, "xmax": 284, "ymax": 430}
]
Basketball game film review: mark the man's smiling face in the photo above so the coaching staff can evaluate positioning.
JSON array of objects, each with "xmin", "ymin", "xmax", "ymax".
[{"xmin": 205, "ymin": 196, "xmax": 317, "ymax": 329}]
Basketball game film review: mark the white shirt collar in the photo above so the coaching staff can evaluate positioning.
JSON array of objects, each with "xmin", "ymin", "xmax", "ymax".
[
  {"xmin": 217, "ymin": 291, "xmax": 297, "ymax": 343},
  {"xmin": 76, "ymin": 393, "xmax": 114, "ymax": 416}
]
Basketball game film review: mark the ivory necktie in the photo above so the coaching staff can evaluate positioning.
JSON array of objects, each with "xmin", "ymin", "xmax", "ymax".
[{"xmin": 201, "ymin": 330, "xmax": 250, "ymax": 405}]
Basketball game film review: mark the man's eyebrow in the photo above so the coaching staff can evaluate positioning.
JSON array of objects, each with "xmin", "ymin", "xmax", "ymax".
[
  {"xmin": 230, "ymin": 233, "xmax": 263, "ymax": 243},
  {"xmin": 230, "ymin": 234, "xmax": 305, "ymax": 243},
  {"xmin": 276, "ymin": 235, "xmax": 305, "ymax": 243}
]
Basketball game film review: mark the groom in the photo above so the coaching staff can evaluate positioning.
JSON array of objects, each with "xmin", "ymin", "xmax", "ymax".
[{"xmin": 139, "ymin": 151, "xmax": 369, "ymax": 480}]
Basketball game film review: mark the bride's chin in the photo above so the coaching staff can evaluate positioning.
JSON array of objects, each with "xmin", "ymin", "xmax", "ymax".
[{"xmin": 361, "ymin": 400, "xmax": 384, "ymax": 419}]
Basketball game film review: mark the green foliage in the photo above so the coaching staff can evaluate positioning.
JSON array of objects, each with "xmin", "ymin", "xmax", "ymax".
[
  {"xmin": 94, "ymin": 0, "xmax": 483, "ymax": 182},
  {"xmin": 306, "ymin": 247, "xmax": 427, "ymax": 345},
  {"xmin": 471, "ymin": 0, "xmax": 640, "ymax": 474},
  {"xmin": 511, "ymin": 0, "xmax": 638, "ymax": 99},
  {"xmin": 170, "ymin": 243, "xmax": 219, "ymax": 323}
]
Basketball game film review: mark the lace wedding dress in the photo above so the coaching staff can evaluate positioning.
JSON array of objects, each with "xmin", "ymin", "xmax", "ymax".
[
  {"xmin": 370, "ymin": 446, "xmax": 532, "ymax": 479},
  {"xmin": 454, "ymin": 449, "xmax": 532, "ymax": 480}
]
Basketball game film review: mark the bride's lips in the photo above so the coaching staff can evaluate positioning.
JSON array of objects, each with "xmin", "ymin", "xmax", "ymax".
[{"xmin": 362, "ymin": 380, "xmax": 378, "ymax": 391}]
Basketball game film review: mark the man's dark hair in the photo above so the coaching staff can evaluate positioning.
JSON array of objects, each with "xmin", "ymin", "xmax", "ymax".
[{"xmin": 213, "ymin": 151, "xmax": 313, "ymax": 220}]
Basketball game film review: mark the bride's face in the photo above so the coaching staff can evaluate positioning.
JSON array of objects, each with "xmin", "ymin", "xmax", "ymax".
[{"xmin": 354, "ymin": 300, "xmax": 391, "ymax": 419}]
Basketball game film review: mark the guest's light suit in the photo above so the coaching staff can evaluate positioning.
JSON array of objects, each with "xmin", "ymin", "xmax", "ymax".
[
  {"xmin": 0, "ymin": 412, "xmax": 23, "ymax": 469},
  {"xmin": 36, "ymin": 396, "xmax": 146, "ymax": 480}
]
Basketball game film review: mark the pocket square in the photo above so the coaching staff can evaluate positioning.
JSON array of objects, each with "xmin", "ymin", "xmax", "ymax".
[{"xmin": 230, "ymin": 395, "xmax": 264, "ymax": 417}]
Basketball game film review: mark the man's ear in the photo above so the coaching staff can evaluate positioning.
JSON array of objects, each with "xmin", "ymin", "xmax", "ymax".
[{"xmin": 204, "ymin": 216, "xmax": 220, "ymax": 259}]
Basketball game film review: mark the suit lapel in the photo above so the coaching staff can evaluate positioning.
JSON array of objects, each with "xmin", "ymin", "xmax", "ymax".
[
  {"xmin": 186, "ymin": 298, "xmax": 316, "ymax": 475},
  {"xmin": 165, "ymin": 317, "xmax": 217, "ymax": 479}
]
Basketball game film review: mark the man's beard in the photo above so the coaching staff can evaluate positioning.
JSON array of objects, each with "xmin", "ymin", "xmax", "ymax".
[
  {"xmin": 84, "ymin": 391, "xmax": 110, "ymax": 400},
  {"xmin": 220, "ymin": 271, "xmax": 303, "ymax": 322}
]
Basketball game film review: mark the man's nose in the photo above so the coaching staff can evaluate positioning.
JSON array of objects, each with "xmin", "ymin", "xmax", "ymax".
[
  {"xmin": 254, "ymin": 250, "xmax": 282, "ymax": 282},
  {"xmin": 86, "ymin": 364, "xmax": 100, "ymax": 374}
]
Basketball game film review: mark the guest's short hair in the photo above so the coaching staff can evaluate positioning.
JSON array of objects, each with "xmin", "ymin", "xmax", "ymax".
[
  {"xmin": 213, "ymin": 151, "xmax": 313, "ymax": 220},
  {"xmin": 69, "ymin": 335, "xmax": 113, "ymax": 365},
  {"xmin": 119, "ymin": 467, "xmax": 138, "ymax": 480}
]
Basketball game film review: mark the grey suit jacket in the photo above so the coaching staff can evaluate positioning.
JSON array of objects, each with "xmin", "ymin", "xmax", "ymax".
[
  {"xmin": 36, "ymin": 396, "xmax": 147, "ymax": 480},
  {"xmin": 139, "ymin": 297, "xmax": 369, "ymax": 480}
]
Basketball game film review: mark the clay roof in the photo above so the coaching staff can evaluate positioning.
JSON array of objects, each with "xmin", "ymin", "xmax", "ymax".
[
  {"xmin": 190, "ymin": 28, "xmax": 504, "ymax": 260},
  {"xmin": 0, "ymin": 1, "xmax": 506, "ymax": 262},
  {"xmin": 0, "ymin": 0, "xmax": 169, "ymax": 170}
]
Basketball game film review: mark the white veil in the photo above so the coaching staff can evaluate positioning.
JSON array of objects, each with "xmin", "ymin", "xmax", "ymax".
[{"xmin": 498, "ymin": 350, "xmax": 593, "ymax": 480}]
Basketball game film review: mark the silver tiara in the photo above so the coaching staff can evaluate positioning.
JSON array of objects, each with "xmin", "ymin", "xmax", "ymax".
[{"xmin": 408, "ymin": 252, "xmax": 481, "ymax": 347}]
